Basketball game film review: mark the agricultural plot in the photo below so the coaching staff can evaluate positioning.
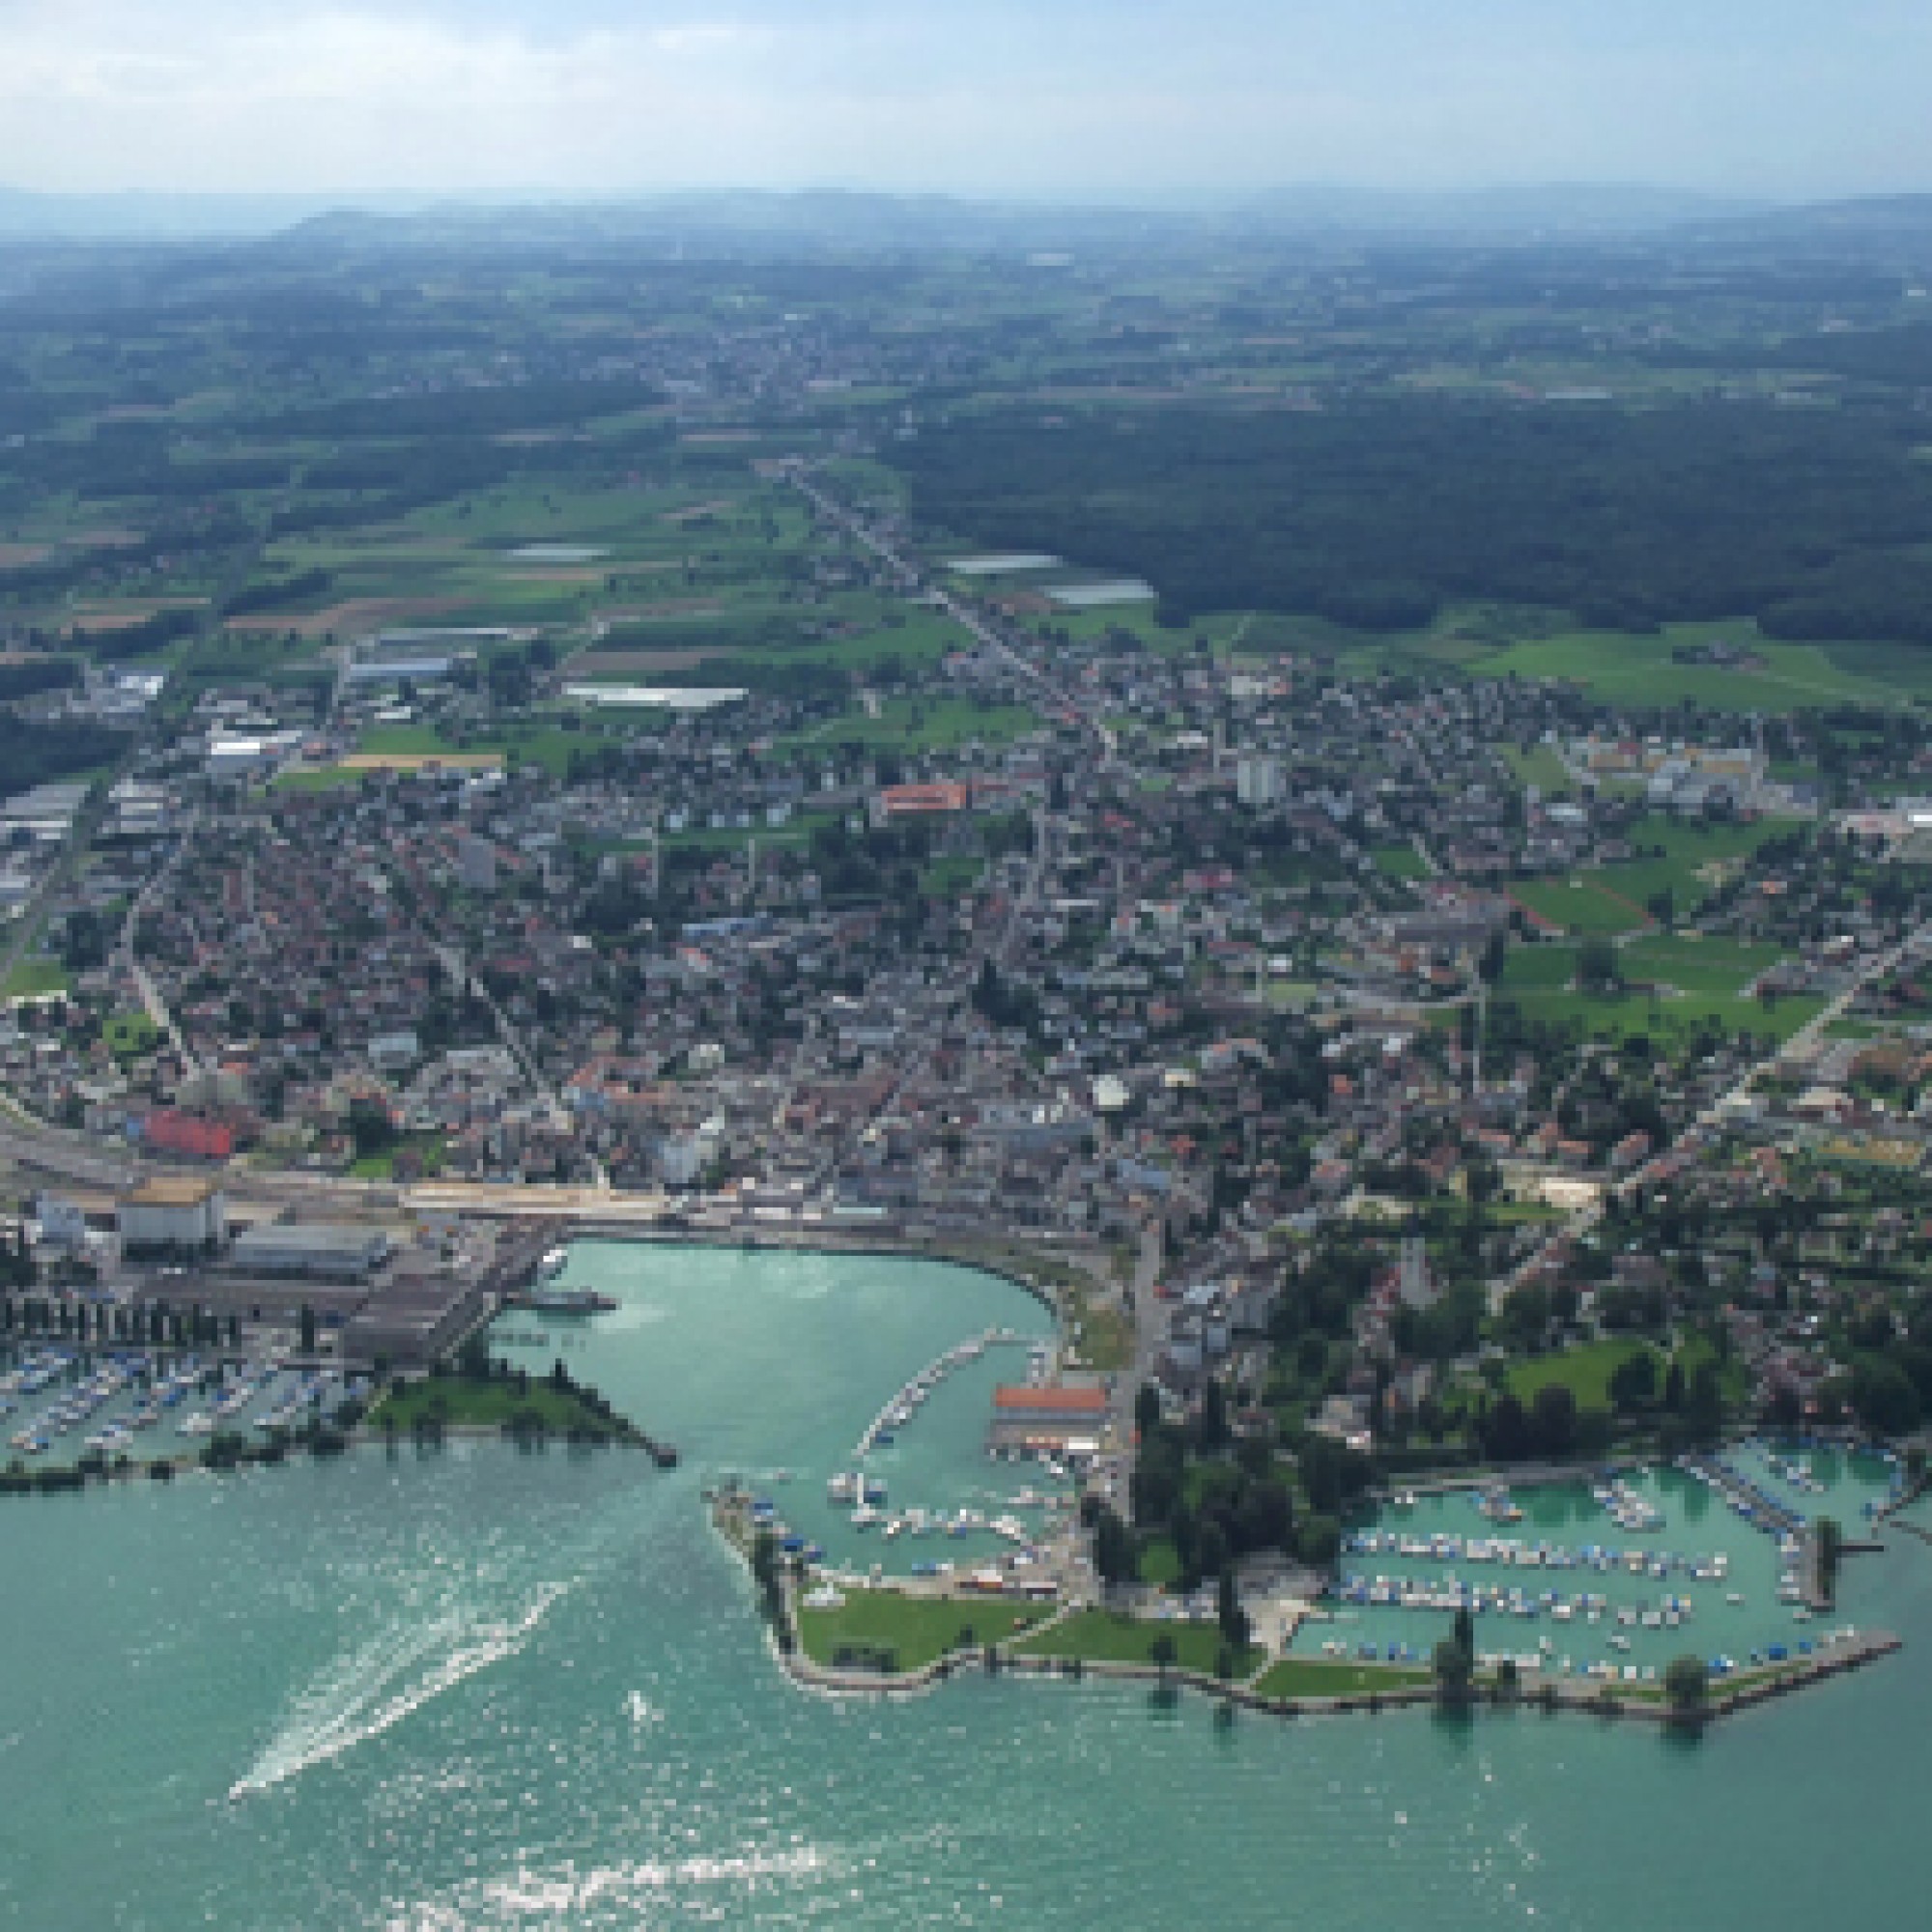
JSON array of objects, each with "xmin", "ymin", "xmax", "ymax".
[
  {"xmin": 788, "ymin": 695, "xmax": 1045, "ymax": 756},
  {"xmin": 1470, "ymin": 622, "xmax": 1932, "ymax": 713}
]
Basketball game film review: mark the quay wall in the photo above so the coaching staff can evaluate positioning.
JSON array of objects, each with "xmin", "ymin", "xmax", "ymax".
[{"xmin": 556, "ymin": 1220, "xmax": 1071, "ymax": 1324}]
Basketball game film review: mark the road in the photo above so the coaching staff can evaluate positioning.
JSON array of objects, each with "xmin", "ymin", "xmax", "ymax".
[
  {"xmin": 785, "ymin": 464, "xmax": 1117, "ymax": 764},
  {"xmin": 117, "ymin": 809, "xmax": 202, "ymax": 1074}
]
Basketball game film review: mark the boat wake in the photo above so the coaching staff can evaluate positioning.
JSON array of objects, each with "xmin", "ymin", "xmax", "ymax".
[
  {"xmin": 398, "ymin": 1845, "xmax": 837, "ymax": 1925},
  {"xmin": 228, "ymin": 1581, "xmax": 569, "ymax": 1801}
]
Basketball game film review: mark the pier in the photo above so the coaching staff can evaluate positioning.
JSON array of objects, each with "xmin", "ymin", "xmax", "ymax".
[
  {"xmin": 850, "ymin": 1326, "xmax": 1037, "ymax": 1460},
  {"xmin": 1680, "ymin": 1450, "xmax": 1805, "ymax": 1537}
]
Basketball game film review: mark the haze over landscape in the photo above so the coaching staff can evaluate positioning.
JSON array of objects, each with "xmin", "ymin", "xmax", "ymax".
[{"xmin": 0, "ymin": 0, "xmax": 1927, "ymax": 207}]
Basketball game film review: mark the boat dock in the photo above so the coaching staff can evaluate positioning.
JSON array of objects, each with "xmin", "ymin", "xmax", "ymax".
[{"xmin": 1680, "ymin": 1451, "xmax": 1805, "ymax": 1538}]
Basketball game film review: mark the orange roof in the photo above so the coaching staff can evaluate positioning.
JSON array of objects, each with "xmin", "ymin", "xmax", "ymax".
[
  {"xmin": 993, "ymin": 1384, "xmax": 1109, "ymax": 1414},
  {"xmin": 881, "ymin": 781, "xmax": 969, "ymax": 814}
]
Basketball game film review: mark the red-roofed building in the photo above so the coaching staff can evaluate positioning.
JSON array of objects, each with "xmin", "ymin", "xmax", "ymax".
[
  {"xmin": 878, "ymin": 781, "xmax": 969, "ymax": 818},
  {"xmin": 988, "ymin": 1381, "xmax": 1109, "ymax": 1457}
]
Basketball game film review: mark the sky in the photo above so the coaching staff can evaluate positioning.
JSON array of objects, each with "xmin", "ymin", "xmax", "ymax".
[{"xmin": 0, "ymin": 0, "xmax": 1926, "ymax": 204}]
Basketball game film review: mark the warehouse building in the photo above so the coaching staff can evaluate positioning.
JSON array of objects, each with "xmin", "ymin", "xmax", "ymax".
[{"xmin": 228, "ymin": 1222, "xmax": 392, "ymax": 1281}]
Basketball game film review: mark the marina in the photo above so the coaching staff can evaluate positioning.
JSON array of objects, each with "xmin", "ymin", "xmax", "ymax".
[
  {"xmin": 1306, "ymin": 1448, "xmax": 1901, "ymax": 1683},
  {"xmin": 2, "ymin": 1348, "xmax": 359, "ymax": 1469}
]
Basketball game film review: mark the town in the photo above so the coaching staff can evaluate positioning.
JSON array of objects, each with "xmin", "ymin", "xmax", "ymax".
[{"xmin": 2, "ymin": 207, "xmax": 1931, "ymax": 1724}]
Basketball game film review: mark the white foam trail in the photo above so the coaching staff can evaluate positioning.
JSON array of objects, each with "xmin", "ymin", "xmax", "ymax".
[
  {"xmin": 396, "ymin": 1846, "xmax": 836, "ymax": 1925},
  {"xmin": 229, "ymin": 1581, "xmax": 568, "ymax": 1801}
]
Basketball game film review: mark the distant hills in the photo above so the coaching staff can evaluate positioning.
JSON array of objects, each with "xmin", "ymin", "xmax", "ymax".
[{"xmin": 1, "ymin": 183, "xmax": 1930, "ymax": 265}]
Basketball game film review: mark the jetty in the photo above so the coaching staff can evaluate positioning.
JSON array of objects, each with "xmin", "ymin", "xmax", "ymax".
[
  {"xmin": 850, "ymin": 1325, "xmax": 1036, "ymax": 1460},
  {"xmin": 1680, "ymin": 1451, "xmax": 1805, "ymax": 1537}
]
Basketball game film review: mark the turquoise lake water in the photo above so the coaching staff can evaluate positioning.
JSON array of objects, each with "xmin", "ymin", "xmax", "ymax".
[{"xmin": 1, "ymin": 1241, "xmax": 1927, "ymax": 1928}]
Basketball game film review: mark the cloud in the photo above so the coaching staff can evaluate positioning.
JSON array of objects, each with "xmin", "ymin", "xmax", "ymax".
[{"xmin": 0, "ymin": 0, "xmax": 1925, "ymax": 199}]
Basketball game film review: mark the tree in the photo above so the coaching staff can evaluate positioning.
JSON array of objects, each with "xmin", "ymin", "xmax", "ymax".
[
  {"xmin": 1094, "ymin": 1507, "xmax": 1139, "ymax": 1589},
  {"xmin": 1482, "ymin": 1392, "xmax": 1531, "ymax": 1462},
  {"xmin": 1134, "ymin": 1381, "xmax": 1162, "ymax": 1439},
  {"xmin": 1199, "ymin": 1377, "xmax": 1230, "ymax": 1453},
  {"xmin": 1849, "ymin": 1356, "xmax": 1920, "ymax": 1436},
  {"xmin": 1150, "ymin": 1632, "xmax": 1177, "ymax": 1683},
  {"xmin": 1609, "ymin": 1349, "xmax": 1659, "ymax": 1412},
  {"xmin": 1816, "ymin": 1518, "xmax": 1843, "ymax": 1605},
  {"xmin": 1577, "ymin": 936, "xmax": 1622, "ymax": 992},
  {"xmin": 1531, "ymin": 1383, "xmax": 1578, "ymax": 1459},
  {"xmin": 1664, "ymin": 1654, "xmax": 1709, "ymax": 1722},
  {"xmin": 1662, "ymin": 1360, "xmax": 1687, "ymax": 1412},
  {"xmin": 1434, "ymin": 1605, "xmax": 1476, "ymax": 1704},
  {"xmin": 1216, "ymin": 1568, "xmax": 1251, "ymax": 1653}
]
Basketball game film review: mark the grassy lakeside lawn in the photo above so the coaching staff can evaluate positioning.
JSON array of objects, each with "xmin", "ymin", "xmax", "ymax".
[
  {"xmin": 1252, "ymin": 1659, "xmax": 1434, "ymax": 1700},
  {"xmin": 1503, "ymin": 1336, "xmax": 1748, "ymax": 1414},
  {"xmin": 367, "ymin": 1372, "xmax": 640, "ymax": 1440},
  {"xmin": 796, "ymin": 1593, "xmax": 1041, "ymax": 1671},
  {"xmin": 1011, "ymin": 1609, "xmax": 1264, "ymax": 1676},
  {"xmin": 1505, "ymin": 1338, "xmax": 1662, "ymax": 1413}
]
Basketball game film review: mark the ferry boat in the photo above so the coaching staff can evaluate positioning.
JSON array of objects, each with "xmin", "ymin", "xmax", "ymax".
[{"xmin": 514, "ymin": 1283, "xmax": 611, "ymax": 1314}]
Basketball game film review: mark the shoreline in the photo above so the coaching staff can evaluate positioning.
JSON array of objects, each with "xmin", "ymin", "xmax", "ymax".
[{"xmin": 711, "ymin": 1481, "xmax": 1914, "ymax": 1734}]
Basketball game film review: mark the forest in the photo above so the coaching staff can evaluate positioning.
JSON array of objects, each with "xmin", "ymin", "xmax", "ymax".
[{"xmin": 894, "ymin": 402, "xmax": 1932, "ymax": 640}]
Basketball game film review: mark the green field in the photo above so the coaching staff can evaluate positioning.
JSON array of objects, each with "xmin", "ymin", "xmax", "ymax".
[
  {"xmin": 1505, "ymin": 1339, "xmax": 1662, "ymax": 1413},
  {"xmin": 1504, "ymin": 1335, "xmax": 1747, "ymax": 1413},
  {"xmin": 1372, "ymin": 843, "xmax": 1430, "ymax": 881},
  {"xmin": 795, "ymin": 1593, "xmax": 1041, "ymax": 1671},
  {"xmin": 102, "ymin": 1012, "xmax": 160, "ymax": 1058},
  {"xmin": 1514, "ymin": 815, "xmax": 1789, "ymax": 937},
  {"xmin": 1, "ymin": 956, "xmax": 68, "ymax": 1001},
  {"xmin": 788, "ymin": 695, "xmax": 1043, "ymax": 755},
  {"xmin": 1511, "ymin": 875, "xmax": 1652, "ymax": 936},
  {"xmin": 1466, "ymin": 623, "xmax": 1932, "ymax": 713},
  {"xmin": 1502, "ymin": 745, "xmax": 1577, "ymax": 796},
  {"xmin": 354, "ymin": 718, "xmax": 610, "ymax": 779},
  {"xmin": 1495, "ymin": 932, "xmax": 1818, "ymax": 1048},
  {"xmin": 368, "ymin": 1372, "xmax": 639, "ymax": 1438},
  {"xmin": 1011, "ymin": 1609, "xmax": 1264, "ymax": 1676},
  {"xmin": 1251, "ymin": 1659, "xmax": 1434, "ymax": 1700}
]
